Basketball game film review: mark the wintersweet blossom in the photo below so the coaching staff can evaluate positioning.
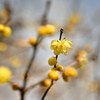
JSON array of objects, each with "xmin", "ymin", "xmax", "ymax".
[{"xmin": 50, "ymin": 38, "xmax": 73, "ymax": 55}]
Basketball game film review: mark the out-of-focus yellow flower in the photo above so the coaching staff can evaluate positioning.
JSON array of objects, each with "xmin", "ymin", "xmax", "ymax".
[
  {"xmin": 0, "ymin": 42, "xmax": 7, "ymax": 52},
  {"xmin": 10, "ymin": 57, "xmax": 21, "ymax": 68},
  {"xmin": 77, "ymin": 50, "xmax": 87, "ymax": 57},
  {"xmin": 63, "ymin": 66, "xmax": 78, "ymax": 78},
  {"xmin": 0, "ymin": 24, "xmax": 5, "ymax": 31},
  {"xmin": 69, "ymin": 13, "xmax": 81, "ymax": 25},
  {"xmin": 48, "ymin": 69, "xmax": 60, "ymax": 81},
  {"xmin": 41, "ymin": 78, "xmax": 52, "ymax": 87},
  {"xmin": 76, "ymin": 50, "xmax": 88, "ymax": 69},
  {"xmin": 66, "ymin": 23, "xmax": 74, "ymax": 34},
  {"xmin": 2, "ymin": 26, "xmax": 12, "ymax": 38},
  {"xmin": 2, "ymin": 8, "xmax": 10, "ymax": 18},
  {"xmin": 48, "ymin": 57, "xmax": 57, "ymax": 66},
  {"xmin": 56, "ymin": 65, "xmax": 63, "ymax": 72},
  {"xmin": 45, "ymin": 24, "xmax": 56, "ymax": 35},
  {"xmin": 0, "ymin": 66, "xmax": 12, "ymax": 84},
  {"xmin": 29, "ymin": 37, "xmax": 38, "ymax": 46},
  {"xmin": 50, "ymin": 38, "xmax": 73, "ymax": 55},
  {"xmin": 88, "ymin": 82, "xmax": 99, "ymax": 92},
  {"xmin": 38, "ymin": 26, "xmax": 47, "ymax": 36},
  {"xmin": 38, "ymin": 24, "xmax": 56, "ymax": 36}
]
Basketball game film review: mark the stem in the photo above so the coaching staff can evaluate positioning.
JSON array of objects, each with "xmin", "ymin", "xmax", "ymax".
[
  {"xmin": 41, "ymin": 80, "xmax": 53, "ymax": 100},
  {"xmin": 41, "ymin": 28, "xmax": 64, "ymax": 100},
  {"xmin": 20, "ymin": 45, "xmax": 37, "ymax": 100},
  {"xmin": 24, "ymin": 80, "xmax": 43, "ymax": 92},
  {"xmin": 59, "ymin": 28, "xmax": 63, "ymax": 40},
  {"xmin": 41, "ymin": 0, "xmax": 51, "ymax": 25}
]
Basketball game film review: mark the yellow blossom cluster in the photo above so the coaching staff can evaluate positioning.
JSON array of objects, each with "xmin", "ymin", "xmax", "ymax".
[
  {"xmin": 0, "ymin": 24, "xmax": 12, "ymax": 38},
  {"xmin": 38, "ymin": 24, "xmax": 56, "ymax": 36},
  {"xmin": 0, "ymin": 66, "xmax": 12, "ymax": 84},
  {"xmin": 76, "ymin": 50, "xmax": 88, "ymax": 69},
  {"xmin": 50, "ymin": 38, "xmax": 73, "ymax": 55}
]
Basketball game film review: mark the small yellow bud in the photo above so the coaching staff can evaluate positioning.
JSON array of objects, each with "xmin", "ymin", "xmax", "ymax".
[
  {"xmin": 63, "ymin": 66, "xmax": 78, "ymax": 78},
  {"xmin": 46, "ymin": 24, "xmax": 56, "ymax": 35},
  {"xmin": 41, "ymin": 78, "xmax": 52, "ymax": 87},
  {"xmin": 48, "ymin": 69, "xmax": 60, "ymax": 80},
  {"xmin": 38, "ymin": 26, "xmax": 47, "ymax": 36},
  {"xmin": 48, "ymin": 57, "xmax": 57, "ymax": 66},
  {"xmin": 56, "ymin": 65, "xmax": 63, "ymax": 72},
  {"xmin": 12, "ymin": 83, "xmax": 19, "ymax": 91},
  {"xmin": 0, "ymin": 24, "xmax": 5, "ymax": 31},
  {"xmin": 0, "ymin": 66, "xmax": 12, "ymax": 84},
  {"xmin": 29, "ymin": 37, "xmax": 38, "ymax": 46},
  {"xmin": 2, "ymin": 26, "xmax": 12, "ymax": 38}
]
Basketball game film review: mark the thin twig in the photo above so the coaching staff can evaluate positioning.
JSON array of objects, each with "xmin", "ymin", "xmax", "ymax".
[
  {"xmin": 41, "ymin": 0, "xmax": 51, "ymax": 25},
  {"xmin": 41, "ymin": 80, "xmax": 53, "ymax": 100},
  {"xmin": 24, "ymin": 78, "xmax": 46, "ymax": 92},
  {"xmin": 20, "ymin": 45, "xmax": 38, "ymax": 100}
]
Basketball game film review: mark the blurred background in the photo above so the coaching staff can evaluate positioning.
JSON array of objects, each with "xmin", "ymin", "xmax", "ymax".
[{"xmin": 0, "ymin": 0, "xmax": 100, "ymax": 100}]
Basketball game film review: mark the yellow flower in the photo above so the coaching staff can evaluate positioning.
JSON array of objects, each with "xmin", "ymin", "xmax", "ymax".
[
  {"xmin": 48, "ymin": 69, "xmax": 60, "ymax": 80},
  {"xmin": 29, "ymin": 37, "xmax": 38, "ymax": 46},
  {"xmin": 0, "ymin": 42, "xmax": 7, "ymax": 52},
  {"xmin": 77, "ymin": 50, "xmax": 87, "ymax": 57},
  {"xmin": 41, "ymin": 78, "xmax": 52, "ymax": 87},
  {"xmin": 2, "ymin": 26, "xmax": 12, "ymax": 38},
  {"xmin": 10, "ymin": 57, "xmax": 21, "ymax": 68},
  {"xmin": 88, "ymin": 82, "xmax": 99, "ymax": 92},
  {"xmin": 0, "ymin": 66, "xmax": 12, "ymax": 84},
  {"xmin": 63, "ymin": 66, "xmax": 78, "ymax": 78},
  {"xmin": 50, "ymin": 38, "xmax": 73, "ymax": 55},
  {"xmin": 69, "ymin": 13, "xmax": 81, "ymax": 25},
  {"xmin": 45, "ymin": 24, "xmax": 56, "ymax": 35},
  {"xmin": 38, "ymin": 24, "xmax": 56, "ymax": 36},
  {"xmin": 76, "ymin": 50, "xmax": 88, "ymax": 69},
  {"xmin": 48, "ymin": 57, "xmax": 57, "ymax": 66},
  {"xmin": 56, "ymin": 65, "xmax": 63, "ymax": 72},
  {"xmin": 0, "ymin": 24, "xmax": 5, "ymax": 31}
]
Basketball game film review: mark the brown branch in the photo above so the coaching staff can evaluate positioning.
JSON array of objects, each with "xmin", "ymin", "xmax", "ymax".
[
  {"xmin": 20, "ymin": 45, "xmax": 37, "ymax": 100},
  {"xmin": 41, "ymin": 0, "xmax": 51, "ymax": 25},
  {"xmin": 41, "ymin": 80, "xmax": 53, "ymax": 100}
]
